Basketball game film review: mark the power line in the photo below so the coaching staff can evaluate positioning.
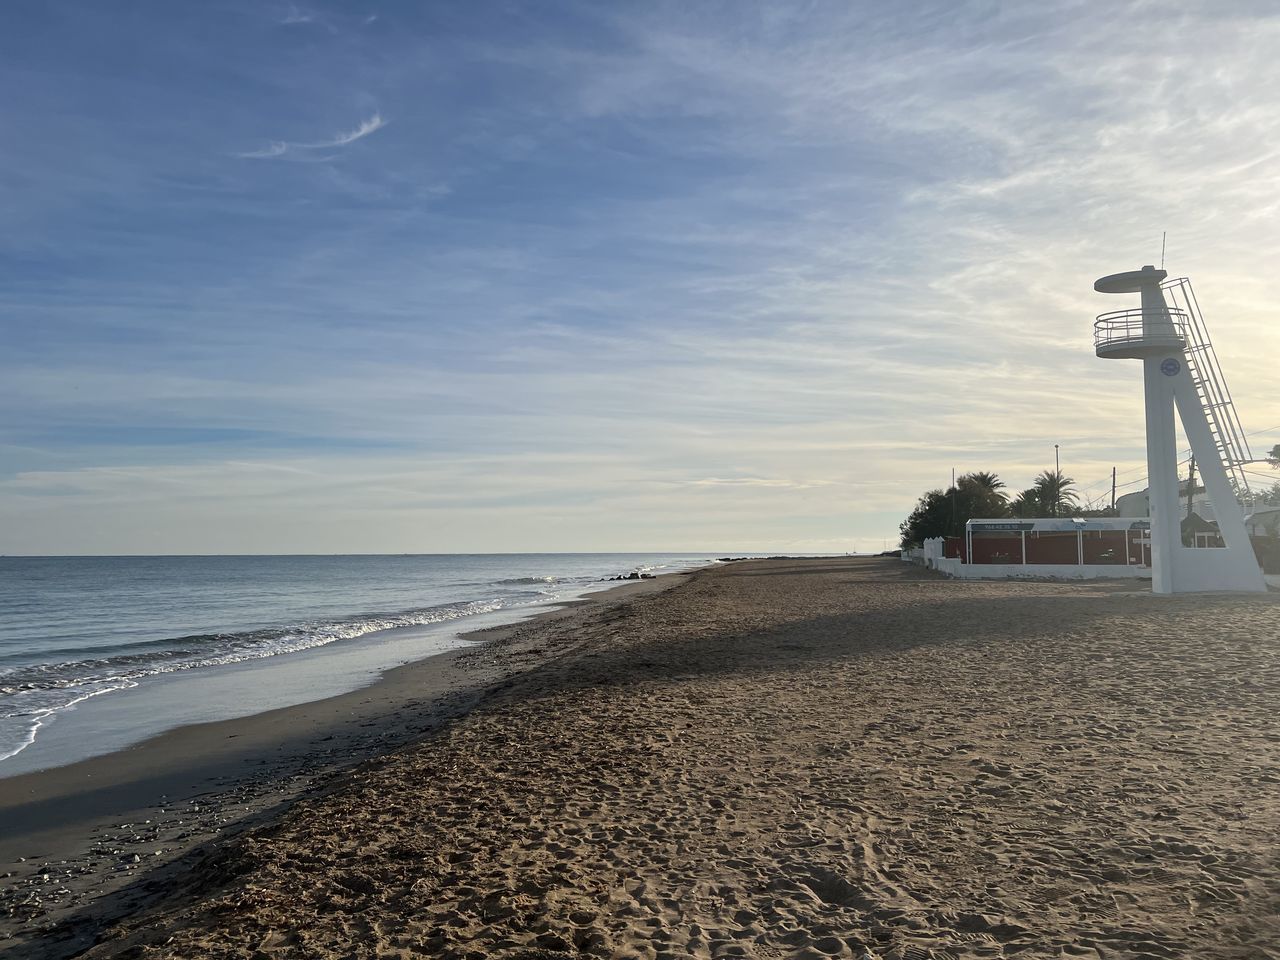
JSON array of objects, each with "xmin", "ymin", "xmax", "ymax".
[
  {"xmin": 1051, "ymin": 418, "xmax": 1279, "ymax": 514},
  {"xmin": 1027, "ymin": 426, "xmax": 1277, "ymax": 512},
  {"xmin": 1086, "ymin": 452, "xmax": 1201, "ymax": 505},
  {"xmin": 1075, "ymin": 460, "xmax": 1152, "ymax": 496}
]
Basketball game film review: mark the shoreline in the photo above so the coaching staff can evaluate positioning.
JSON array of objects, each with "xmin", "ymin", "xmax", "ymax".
[
  {"xmin": 0, "ymin": 570, "xmax": 691, "ymax": 958},
  {"xmin": 0, "ymin": 554, "xmax": 723, "ymax": 779}
]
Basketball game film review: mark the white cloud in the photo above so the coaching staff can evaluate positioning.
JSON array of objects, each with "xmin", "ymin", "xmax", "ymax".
[
  {"xmin": 236, "ymin": 113, "xmax": 387, "ymax": 160},
  {"xmin": 302, "ymin": 113, "xmax": 387, "ymax": 148},
  {"xmin": 235, "ymin": 140, "xmax": 288, "ymax": 160},
  {"xmin": 278, "ymin": 3, "xmax": 338, "ymax": 29}
]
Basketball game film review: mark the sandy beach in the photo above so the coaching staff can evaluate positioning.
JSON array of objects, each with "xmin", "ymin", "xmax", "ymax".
[
  {"xmin": 0, "ymin": 575, "xmax": 680, "ymax": 958},
  {"xmin": 6, "ymin": 558, "xmax": 1280, "ymax": 959}
]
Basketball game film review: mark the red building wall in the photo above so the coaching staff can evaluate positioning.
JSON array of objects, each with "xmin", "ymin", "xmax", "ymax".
[
  {"xmin": 970, "ymin": 535, "xmax": 1022, "ymax": 564},
  {"xmin": 1081, "ymin": 531, "xmax": 1129, "ymax": 565},
  {"xmin": 963, "ymin": 528, "xmax": 1152, "ymax": 567}
]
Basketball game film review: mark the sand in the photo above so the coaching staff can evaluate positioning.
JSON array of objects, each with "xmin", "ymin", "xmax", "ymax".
[
  {"xmin": 8, "ymin": 558, "xmax": 1280, "ymax": 959},
  {"xmin": 0, "ymin": 576, "xmax": 678, "ymax": 958}
]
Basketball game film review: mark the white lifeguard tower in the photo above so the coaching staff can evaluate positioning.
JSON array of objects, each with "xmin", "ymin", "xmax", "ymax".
[{"xmin": 1093, "ymin": 266, "xmax": 1265, "ymax": 593}]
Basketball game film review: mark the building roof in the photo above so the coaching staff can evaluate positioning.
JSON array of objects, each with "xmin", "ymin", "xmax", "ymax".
[{"xmin": 967, "ymin": 518, "xmax": 1148, "ymax": 533}]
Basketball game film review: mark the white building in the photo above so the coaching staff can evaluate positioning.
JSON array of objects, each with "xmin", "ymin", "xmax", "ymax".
[{"xmin": 1116, "ymin": 484, "xmax": 1280, "ymax": 539}]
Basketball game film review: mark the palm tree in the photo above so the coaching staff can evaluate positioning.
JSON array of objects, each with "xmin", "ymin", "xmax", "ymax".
[
  {"xmin": 963, "ymin": 471, "xmax": 1007, "ymax": 498},
  {"xmin": 956, "ymin": 471, "xmax": 1010, "ymax": 523},
  {"xmin": 1033, "ymin": 469, "xmax": 1079, "ymax": 518},
  {"xmin": 1009, "ymin": 488, "xmax": 1041, "ymax": 518}
]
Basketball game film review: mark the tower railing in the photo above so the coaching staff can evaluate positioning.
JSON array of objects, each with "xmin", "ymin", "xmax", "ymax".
[
  {"xmin": 1160, "ymin": 278, "xmax": 1253, "ymax": 496},
  {"xmin": 1093, "ymin": 308, "xmax": 1188, "ymax": 353}
]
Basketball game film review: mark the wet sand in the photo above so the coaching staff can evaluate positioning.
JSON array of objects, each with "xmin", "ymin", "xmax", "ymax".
[{"xmin": 8, "ymin": 558, "xmax": 1280, "ymax": 959}]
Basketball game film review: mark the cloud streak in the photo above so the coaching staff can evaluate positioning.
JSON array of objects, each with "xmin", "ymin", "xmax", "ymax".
[
  {"xmin": 279, "ymin": 6, "xmax": 314, "ymax": 26},
  {"xmin": 302, "ymin": 113, "xmax": 388, "ymax": 148},
  {"xmin": 236, "ymin": 113, "xmax": 387, "ymax": 160}
]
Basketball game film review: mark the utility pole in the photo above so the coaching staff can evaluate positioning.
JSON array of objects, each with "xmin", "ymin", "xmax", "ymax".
[{"xmin": 1111, "ymin": 466, "xmax": 1117, "ymax": 514}]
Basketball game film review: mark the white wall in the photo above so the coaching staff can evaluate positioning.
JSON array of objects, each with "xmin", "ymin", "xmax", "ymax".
[
  {"xmin": 923, "ymin": 538, "xmax": 945, "ymax": 568},
  {"xmin": 1172, "ymin": 545, "xmax": 1267, "ymax": 592},
  {"xmin": 1116, "ymin": 490, "xmax": 1149, "ymax": 518},
  {"xmin": 937, "ymin": 561, "xmax": 1150, "ymax": 581}
]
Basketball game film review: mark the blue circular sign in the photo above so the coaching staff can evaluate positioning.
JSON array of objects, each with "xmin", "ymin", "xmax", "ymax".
[{"xmin": 1160, "ymin": 358, "xmax": 1181, "ymax": 377}]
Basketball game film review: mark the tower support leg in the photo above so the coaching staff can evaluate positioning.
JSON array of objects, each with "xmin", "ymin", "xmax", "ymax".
[
  {"xmin": 1171, "ymin": 369, "xmax": 1266, "ymax": 592},
  {"xmin": 1142, "ymin": 355, "xmax": 1181, "ymax": 594}
]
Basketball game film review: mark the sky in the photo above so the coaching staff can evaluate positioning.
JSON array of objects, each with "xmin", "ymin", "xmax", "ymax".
[{"xmin": 2, "ymin": 0, "xmax": 1279, "ymax": 555}]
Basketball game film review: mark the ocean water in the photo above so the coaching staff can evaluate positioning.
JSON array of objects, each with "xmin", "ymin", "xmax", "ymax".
[{"xmin": 0, "ymin": 553, "xmax": 715, "ymax": 771}]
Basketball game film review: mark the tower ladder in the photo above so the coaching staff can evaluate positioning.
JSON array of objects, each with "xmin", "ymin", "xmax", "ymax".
[{"xmin": 1161, "ymin": 277, "xmax": 1253, "ymax": 496}]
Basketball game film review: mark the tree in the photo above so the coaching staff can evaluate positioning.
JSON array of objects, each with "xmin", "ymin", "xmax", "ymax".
[
  {"xmin": 955, "ymin": 472, "xmax": 1011, "ymax": 522},
  {"xmin": 1033, "ymin": 469, "xmax": 1079, "ymax": 517},
  {"xmin": 1267, "ymin": 443, "xmax": 1280, "ymax": 468},
  {"xmin": 964, "ymin": 471, "xmax": 1006, "ymax": 496},
  {"xmin": 1009, "ymin": 488, "xmax": 1041, "ymax": 518},
  {"xmin": 899, "ymin": 489, "xmax": 951, "ymax": 548},
  {"xmin": 899, "ymin": 472, "xmax": 1011, "ymax": 547}
]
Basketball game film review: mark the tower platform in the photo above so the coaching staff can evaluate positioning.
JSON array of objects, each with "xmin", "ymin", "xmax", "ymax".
[{"xmin": 1094, "ymin": 308, "xmax": 1188, "ymax": 359}]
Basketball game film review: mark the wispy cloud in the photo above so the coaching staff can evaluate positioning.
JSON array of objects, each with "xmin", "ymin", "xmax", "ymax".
[
  {"xmin": 279, "ymin": 5, "xmax": 315, "ymax": 26},
  {"xmin": 236, "ymin": 113, "xmax": 387, "ymax": 160},
  {"xmin": 304, "ymin": 113, "xmax": 387, "ymax": 148},
  {"xmin": 676, "ymin": 477, "xmax": 836, "ymax": 490},
  {"xmin": 236, "ymin": 141, "xmax": 289, "ymax": 160}
]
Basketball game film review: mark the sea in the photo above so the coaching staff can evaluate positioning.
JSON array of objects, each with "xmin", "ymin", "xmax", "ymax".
[{"xmin": 0, "ymin": 553, "xmax": 719, "ymax": 776}]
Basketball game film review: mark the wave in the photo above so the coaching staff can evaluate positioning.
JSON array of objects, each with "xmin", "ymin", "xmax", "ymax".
[
  {"xmin": 0, "ymin": 596, "xmax": 512, "ymax": 763},
  {"xmin": 0, "ymin": 556, "xmax": 716, "ymax": 765},
  {"xmin": 0, "ymin": 598, "xmax": 508, "ymax": 696}
]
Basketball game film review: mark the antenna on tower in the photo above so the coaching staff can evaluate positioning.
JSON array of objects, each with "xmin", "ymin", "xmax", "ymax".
[{"xmin": 1160, "ymin": 232, "xmax": 1166, "ymax": 270}]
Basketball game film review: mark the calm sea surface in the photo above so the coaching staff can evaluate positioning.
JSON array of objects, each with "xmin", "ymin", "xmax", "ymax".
[{"xmin": 0, "ymin": 553, "xmax": 716, "ymax": 768}]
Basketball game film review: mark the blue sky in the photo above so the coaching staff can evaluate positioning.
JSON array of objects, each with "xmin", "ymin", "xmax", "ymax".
[{"xmin": 3, "ymin": 0, "xmax": 1279, "ymax": 553}]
